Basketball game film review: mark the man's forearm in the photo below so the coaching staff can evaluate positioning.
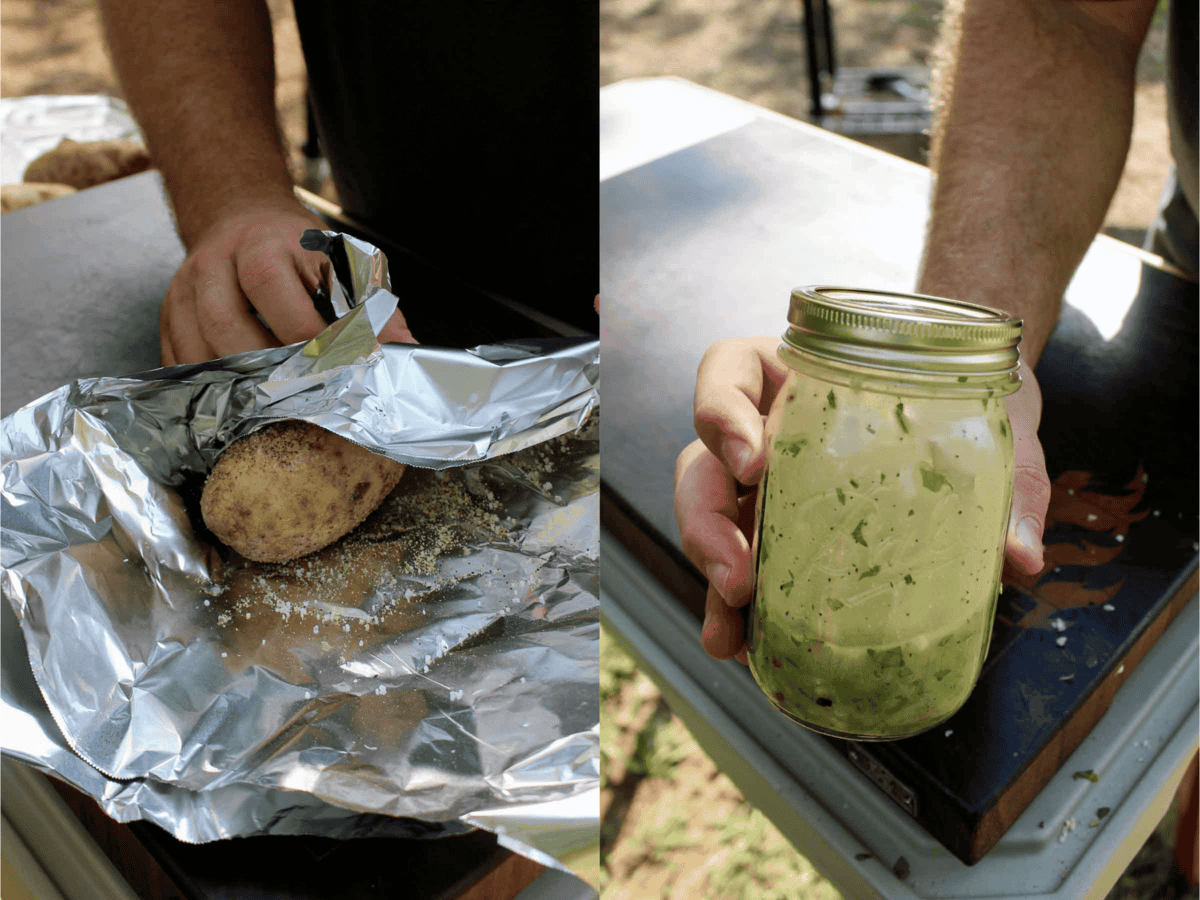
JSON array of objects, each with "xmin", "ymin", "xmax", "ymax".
[
  {"xmin": 917, "ymin": 0, "xmax": 1156, "ymax": 364},
  {"xmin": 97, "ymin": 0, "xmax": 298, "ymax": 249}
]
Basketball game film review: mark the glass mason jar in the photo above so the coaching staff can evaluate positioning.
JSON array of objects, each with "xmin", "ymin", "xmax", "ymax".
[{"xmin": 747, "ymin": 286, "xmax": 1022, "ymax": 741}]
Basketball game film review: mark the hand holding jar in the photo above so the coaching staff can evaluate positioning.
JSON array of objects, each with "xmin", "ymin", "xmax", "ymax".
[{"xmin": 674, "ymin": 288, "xmax": 1053, "ymax": 740}]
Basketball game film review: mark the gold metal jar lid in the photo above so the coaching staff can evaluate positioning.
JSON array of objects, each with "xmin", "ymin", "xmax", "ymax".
[{"xmin": 785, "ymin": 286, "xmax": 1022, "ymax": 376}]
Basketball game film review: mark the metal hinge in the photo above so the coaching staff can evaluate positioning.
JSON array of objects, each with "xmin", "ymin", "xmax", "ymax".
[{"xmin": 846, "ymin": 743, "xmax": 919, "ymax": 819}]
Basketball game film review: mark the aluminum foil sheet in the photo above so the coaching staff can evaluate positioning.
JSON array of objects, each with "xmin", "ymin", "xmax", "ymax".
[
  {"xmin": 0, "ymin": 95, "xmax": 142, "ymax": 184},
  {"xmin": 1, "ymin": 233, "xmax": 600, "ymax": 875}
]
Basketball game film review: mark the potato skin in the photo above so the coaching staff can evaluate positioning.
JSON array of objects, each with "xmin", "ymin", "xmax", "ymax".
[
  {"xmin": 1, "ymin": 182, "xmax": 76, "ymax": 214},
  {"xmin": 201, "ymin": 421, "xmax": 405, "ymax": 563},
  {"xmin": 24, "ymin": 138, "xmax": 151, "ymax": 191}
]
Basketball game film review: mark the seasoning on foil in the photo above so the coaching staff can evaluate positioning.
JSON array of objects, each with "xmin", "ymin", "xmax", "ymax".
[{"xmin": 0, "ymin": 232, "xmax": 600, "ymax": 876}]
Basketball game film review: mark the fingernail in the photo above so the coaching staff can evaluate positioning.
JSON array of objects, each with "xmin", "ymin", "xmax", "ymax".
[
  {"xmin": 1011, "ymin": 517, "xmax": 1044, "ymax": 557},
  {"xmin": 722, "ymin": 438, "xmax": 754, "ymax": 479},
  {"xmin": 706, "ymin": 562, "xmax": 731, "ymax": 596}
]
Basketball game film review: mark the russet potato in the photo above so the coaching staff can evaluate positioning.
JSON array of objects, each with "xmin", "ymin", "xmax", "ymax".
[
  {"xmin": 201, "ymin": 420, "xmax": 406, "ymax": 563},
  {"xmin": 1, "ymin": 182, "xmax": 76, "ymax": 213},
  {"xmin": 23, "ymin": 138, "xmax": 151, "ymax": 190}
]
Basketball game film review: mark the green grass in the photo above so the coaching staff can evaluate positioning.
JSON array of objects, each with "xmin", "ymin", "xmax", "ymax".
[{"xmin": 601, "ymin": 626, "xmax": 846, "ymax": 899}]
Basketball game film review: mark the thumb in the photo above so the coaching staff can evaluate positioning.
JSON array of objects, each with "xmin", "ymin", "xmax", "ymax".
[
  {"xmin": 1004, "ymin": 364, "xmax": 1050, "ymax": 575},
  {"xmin": 379, "ymin": 310, "xmax": 418, "ymax": 345}
]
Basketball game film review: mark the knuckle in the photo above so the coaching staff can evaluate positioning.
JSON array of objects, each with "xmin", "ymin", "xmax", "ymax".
[
  {"xmin": 193, "ymin": 290, "xmax": 237, "ymax": 336},
  {"xmin": 236, "ymin": 251, "xmax": 287, "ymax": 295},
  {"xmin": 679, "ymin": 536, "xmax": 705, "ymax": 571},
  {"xmin": 177, "ymin": 251, "xmax": 206, "ymax": 280},
  {"xmin": 675, "ymin": 515, "xmax": 710, "ymax": 572},
  {"xmin": 674, "ymin": 444, "xmax": 695, "ymax": 486},
  {"xmin": 1012, "ymin": 463, "xmax": 1052, "ymax": 513}
]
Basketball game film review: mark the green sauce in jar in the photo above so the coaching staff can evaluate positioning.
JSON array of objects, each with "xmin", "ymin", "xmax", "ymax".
[{"xmin": 747, "ymin": 287, "xmax": 1021, "ymax": 741}]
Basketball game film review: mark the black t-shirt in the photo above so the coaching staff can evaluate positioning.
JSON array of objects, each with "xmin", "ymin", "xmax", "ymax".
[
  {"xmin": 1160, "ymin": 0, "xmax": 1198, "ymax": 275},
  {"xmin": 292, "ymin": 1, "xmax": 598, "ymax": 332}
]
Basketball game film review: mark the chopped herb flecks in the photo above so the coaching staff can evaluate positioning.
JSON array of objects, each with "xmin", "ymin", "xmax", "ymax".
[
  {"xmin": 851, "ymin": 520, "xmax": 869, "ymax": 546},
  {"xmin": 919, "ymin": 465, "xmax": 951, "ymax": 492}
]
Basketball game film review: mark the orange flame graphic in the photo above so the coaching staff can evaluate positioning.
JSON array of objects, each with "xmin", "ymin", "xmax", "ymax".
[{"xmin": 1000, "ymin": 467, "xmax": 1149, "ymax": 631}]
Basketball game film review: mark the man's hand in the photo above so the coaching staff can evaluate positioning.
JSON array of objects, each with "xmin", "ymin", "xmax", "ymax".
[
  {"xmin": 674, "ymin": 338, "xmax": 1051, "ymax": 664},
  {"xmin": 1003, "ymin": 360, "xmax": 1051, "ymax": 576},
  {"xmin": 675, "ymin": 337, "xmax": 783, "ymax": 663},
  {"xmin": 95, "ymin": 0, "xmax": 415, "ymax": 365},
  {"xmin": 160, "ymin": 202, "xmax": 416, "ymax": 365}
]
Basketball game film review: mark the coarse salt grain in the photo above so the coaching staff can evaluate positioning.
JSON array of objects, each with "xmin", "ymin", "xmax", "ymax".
[
  {"xmin": 1056, "ymin": 636, "xmax": 1068, "ymax": 647},
  {"xmin": 1058, "ymin": 817, "xmax": 1076, "ymax": 843}
]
